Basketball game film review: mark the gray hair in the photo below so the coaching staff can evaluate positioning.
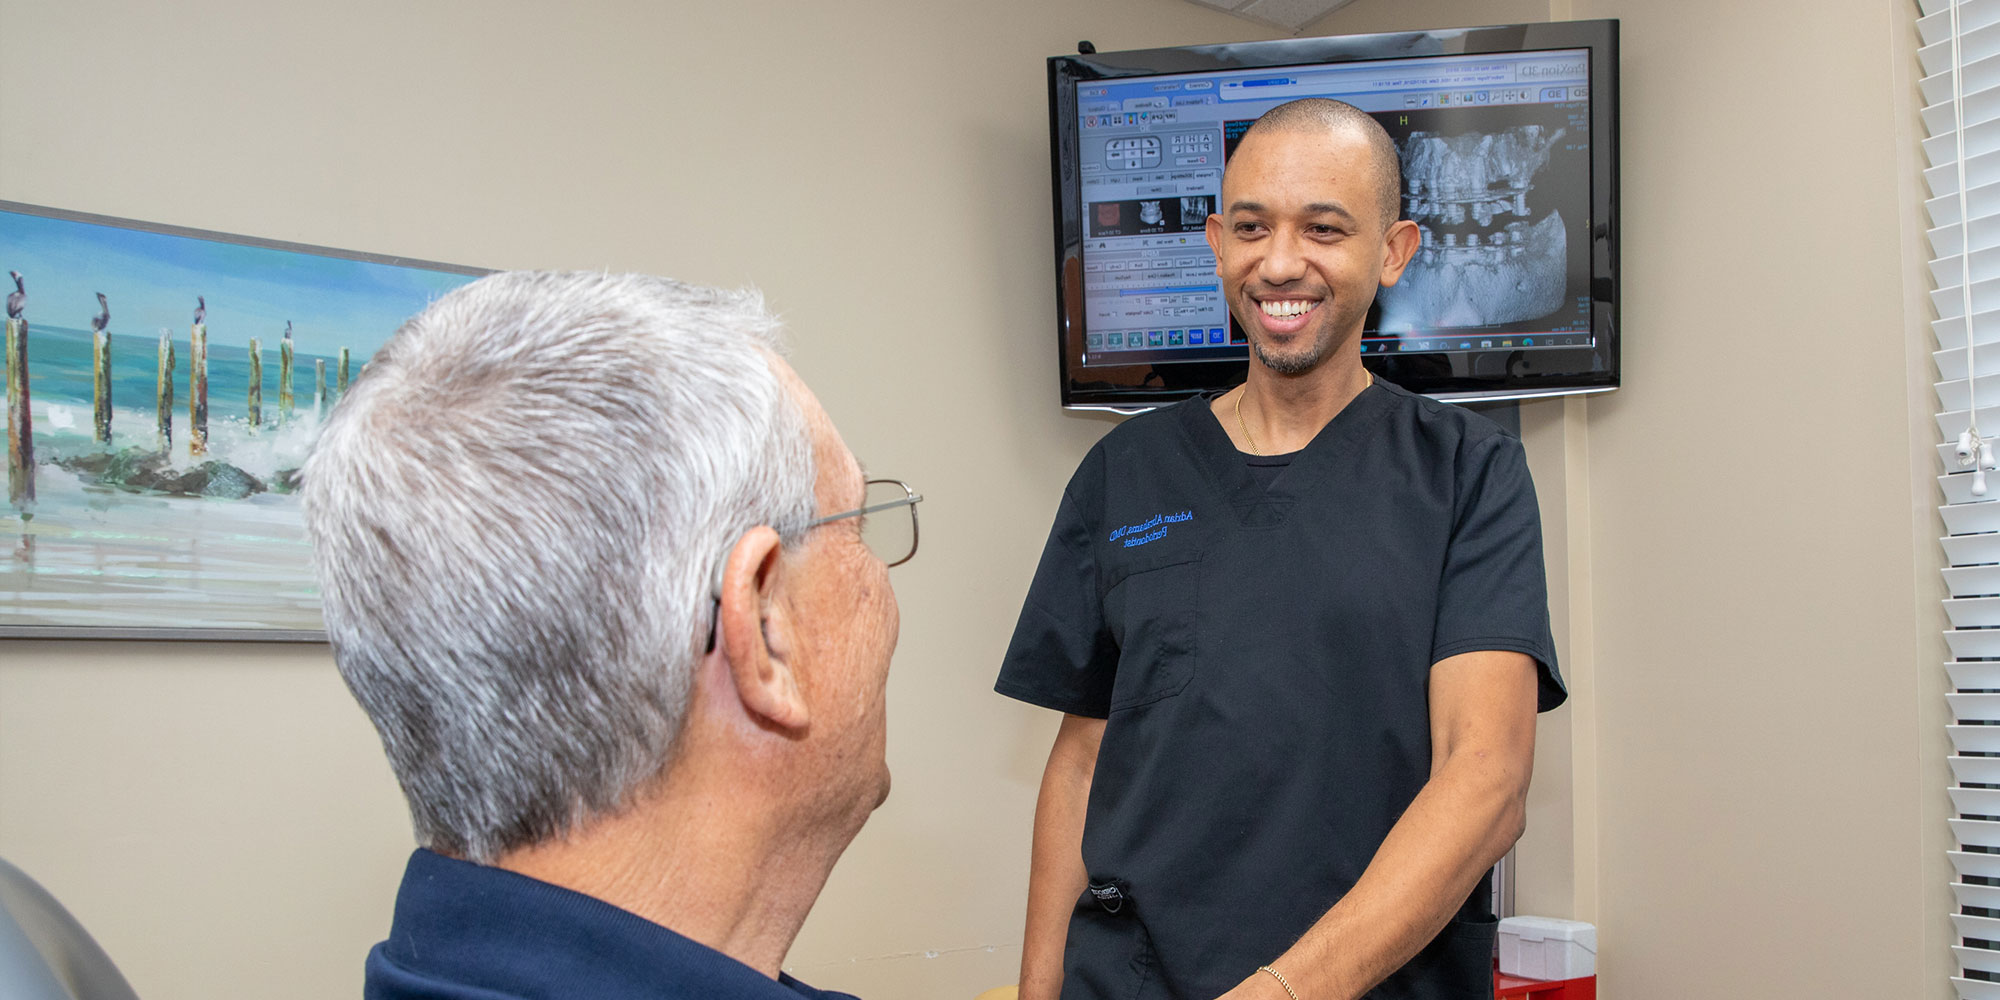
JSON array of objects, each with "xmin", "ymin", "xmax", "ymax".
[{"xmin": 300, "ymin": 271, "xmax": 817, "ymax": 862}]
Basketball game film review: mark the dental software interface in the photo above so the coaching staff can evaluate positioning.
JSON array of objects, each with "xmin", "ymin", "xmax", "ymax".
[{"xmin": 1076, "ymin": 49, "xmax": 1594, "ymax": 366}]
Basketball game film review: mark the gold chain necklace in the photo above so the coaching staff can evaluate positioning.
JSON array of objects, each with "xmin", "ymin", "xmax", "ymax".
[
  {"xmin": 1235, "ymin": 372, "xmax": 1372, "ymax": 457},
  {"xmin": 1235, "ymin": 390, "xmax": 1262, "ymax": 456}
]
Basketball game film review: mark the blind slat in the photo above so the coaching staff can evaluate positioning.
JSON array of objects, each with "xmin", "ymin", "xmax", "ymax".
[
  {"xmin": 1943, "ymin": 565, "xmax": 2000, "ymax": 595},
  {"xmin": 1946, "ymin": 594, "xmax": 2000, "ymax": 621},
  {"xmin": 1934, "ymin": 405, "xmax": 2000, "ymax": 438},
  {"xmin": 1948, "ymin": 692, "xmax": 2000, "ymax": 718},
  {"xmin": 1957, "ymin": 946, "xmax": 2000, "ymax": 976},
  {"xmin": 1925, "ymin": 115, "xmax": 2000, "ymax": 165},
  {"xmin": 1924, "ymin": 84, "xmax": 2000, "ymax": 135},
  {"xmin": 1929, "ymin": 55, "xmax": 2000, "ymax": 99},
  {"xmin": 1951, "ymin": 977, "xmax": 2000, "ymax": 1000},
  {"xmin": 1944, "ymin": 533, "xmax": 2000, "ymax": 565},
  {"xmin": 1922, "ymin": 20, "xmax": 2000, "ymax": 76},
  {"xmin": 1956, "ymin": 913, "xmax": 2000, "ymax": 942},
  {"xmin": 1942, "ymin": 472, "xmax": 1994, "ymax": 505},
  {"xmin": 1929, "ymin": 275, "xmax": 2000, "ymax": 317},
  {"xmin": 1950, "ymin": 786, "xmax": 2000, "ymax": 813},
  {"xmin": 1932, "ymin": 325, "xmax": 2000, "ymax": 374},
  {"xmin": 1926, "ymin": 147, "xmax": 2000, "ymax": 197},
  {"xmin": 1925, "ymin": 178, "xmax": 2000, "ymax": 230},
  {"xmin": 1928, "ymin": 244, "xmax": 2000, "ymax": 290},
  {"xmin": 1943, "ymin": 503, "xmax": 2000, "ymax": 536},
  {"xmin": 1953, "ymin": 757, "xmax": 2000, "ymax": 782},
  {"xmin": 1951, "ymin": 725, "xmax": 2000, "ymax": 754},
  {"xmin": 1960, "ymin": 820, "xmax": 2000, "ymax": 852},
  {"xmin": 1951, "ymin": 660, "xmax": 2000, "ymax": 688},
  {"xmin": 1945, "ymin": 627, "xmax": 2000, "ymax": 658},
  {"xmin": 1925, "ymin": 219, "xmax": 2000, "ymax": 265},
  {"xmin": 1935, "ymin": 373, "xmax": 2000, "ymax": 411},
  {"xmin": 1928, "ymin": 214, "xmax": 2000, "ymax": 266}
]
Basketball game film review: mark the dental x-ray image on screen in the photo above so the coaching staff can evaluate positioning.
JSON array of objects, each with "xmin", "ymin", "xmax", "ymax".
[{"xmin": 1378, "ymin": 114, "xmax": 1584, "ymax": 332}]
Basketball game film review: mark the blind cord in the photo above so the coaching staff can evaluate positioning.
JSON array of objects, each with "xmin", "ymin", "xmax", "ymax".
[{"xmin": 1951, "ymin": 0, "xmax": 1999, "ymax": 493}]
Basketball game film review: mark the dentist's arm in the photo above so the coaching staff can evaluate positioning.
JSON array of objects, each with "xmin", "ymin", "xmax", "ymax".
[{"xmin": 1019, "ymin": 713, "xmax": 1106, "ymax": 1000}]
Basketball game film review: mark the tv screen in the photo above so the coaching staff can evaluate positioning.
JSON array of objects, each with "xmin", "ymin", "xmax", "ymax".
[{"xmin": 1049, "ymin": 20, "xmax": 1620, "ymax": 409}]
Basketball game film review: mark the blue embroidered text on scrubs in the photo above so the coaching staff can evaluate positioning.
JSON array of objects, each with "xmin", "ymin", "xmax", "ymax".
[{"xmin": 997, "ymin": 381, "xmax": 1566, "ymax": 1000}]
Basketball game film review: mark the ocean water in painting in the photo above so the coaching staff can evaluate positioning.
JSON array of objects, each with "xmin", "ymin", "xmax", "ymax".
[{"xmin": 1, "ymin": 207, "xmax": 481, "ymax": 632}]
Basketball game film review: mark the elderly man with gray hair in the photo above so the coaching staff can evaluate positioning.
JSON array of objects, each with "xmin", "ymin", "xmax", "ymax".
[{"xmin": 301, "ymin": 270, "xmax": 920, "ymax": 1000}]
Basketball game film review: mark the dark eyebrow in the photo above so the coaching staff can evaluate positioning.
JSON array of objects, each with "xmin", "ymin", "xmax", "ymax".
[
  {"xmin": 1223, "ymin": 200, "xmax": 1357, "ymax": 225},
  {"xmin": 1304, "ymin": 202, "xmax": 1357, "ymax": 224}
]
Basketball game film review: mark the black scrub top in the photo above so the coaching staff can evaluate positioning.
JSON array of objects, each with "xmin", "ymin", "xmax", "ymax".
[{"xmin": 996, "ymin": 381, "xmax": 1564, "ymax": 1000}]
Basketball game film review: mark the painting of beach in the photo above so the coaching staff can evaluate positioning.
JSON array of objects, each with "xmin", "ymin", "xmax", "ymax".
[{"xmin": 1, "ymin": 203, "xmax": 484, "ymax": 637}]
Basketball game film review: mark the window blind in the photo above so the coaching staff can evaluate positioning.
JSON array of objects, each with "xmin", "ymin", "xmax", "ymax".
[{"xmin": 1925, "ymin": 1, "xmax": 2000, "ymax": 996}]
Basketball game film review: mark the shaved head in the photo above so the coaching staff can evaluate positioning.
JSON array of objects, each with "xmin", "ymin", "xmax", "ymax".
[{"xmin": 1237, "ymin": 98, "xmax": 1402, "ymax": 228}]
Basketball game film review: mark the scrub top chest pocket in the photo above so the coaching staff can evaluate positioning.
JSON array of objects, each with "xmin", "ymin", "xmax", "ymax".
[{"xmin": 1102, "ymin": 556, "xmax": 1201, "ymax": 712}]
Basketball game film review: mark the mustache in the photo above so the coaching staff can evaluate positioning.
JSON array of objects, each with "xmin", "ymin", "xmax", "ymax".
[{"xmin": 1241, "ymin": 284, "xmax": 1330, "ymax": 300}]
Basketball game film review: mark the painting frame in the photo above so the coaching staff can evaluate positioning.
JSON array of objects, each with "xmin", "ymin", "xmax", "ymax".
[{"xmin": 0, "ymin": 200, "xmax": 490, "ymax": 642}]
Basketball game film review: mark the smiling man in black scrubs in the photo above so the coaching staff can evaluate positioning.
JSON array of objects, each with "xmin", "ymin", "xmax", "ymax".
[{"xmin": 998, "ymin": 100, "xmax": 1566, "ymax": 1000}]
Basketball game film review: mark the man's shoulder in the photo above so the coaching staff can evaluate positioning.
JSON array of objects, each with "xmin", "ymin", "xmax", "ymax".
[
  {"xmin": 1370, "ymin": 378, "xmax": 1520, "ymax": 455},
  {"xmin": 1056, "ymin": 396, "xmax": 1208, "ymax": 503},
  {"xmin": 1094, "ymin": 395, "xmax": 1224, "ymax": 466},
  {"xmin": 1096, "ymin": 397, "xmax": 1203, "ymax": 450},
  {"xmin": 369, "ymin": 850, "xmax": 856, "ymax": 1000},
  {"xmin": 367, "ymin": 951, "xmax": 863, "ymax": 1000},
  {"xmin": 778, "ymin": 974, "xmax": 864, "ymax": 1000}
]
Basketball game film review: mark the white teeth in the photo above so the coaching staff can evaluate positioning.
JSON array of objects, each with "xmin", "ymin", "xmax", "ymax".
[{"xmin": 1259, "ymin": 300, "xmax": 1316, "ymax": 318}]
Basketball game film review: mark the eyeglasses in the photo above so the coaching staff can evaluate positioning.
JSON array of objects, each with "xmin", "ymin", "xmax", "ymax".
[
  {"xmin": 806, "ymin": 478, "xmax": 923, "ymax": 567},
  {"xmin": 705, "ymin": 478, "xmax": 920, "ymax": 652}
]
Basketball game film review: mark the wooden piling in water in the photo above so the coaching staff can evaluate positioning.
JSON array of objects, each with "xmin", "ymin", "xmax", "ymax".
[
  {"xmin": 5, "ymin": 318, "xmax": 32, "ymax": 506},
  {"xmin": 337, "ymin": 347, "xmax": 351, "ymax": 398},
  {"xmin": 279, "ymin": 332, "xmax": 294, "ymax": 421},
  {"xmin": 92, "ymin": 326, "xmax": 112, "ymax": 444},
  {"xmin": 314, "ymin": 359, "xmax": 326, "ymax": 415},
  {"xmin": 247, "ymin": 338, "xmax": 263, "ymax": 429},
  {"xmin": 156, "ymin": 332, "xmax": 174, "ymax": 449},
  {"xmin": 189, "ymin": 322, "xmax": 209, "ymax": 457}
]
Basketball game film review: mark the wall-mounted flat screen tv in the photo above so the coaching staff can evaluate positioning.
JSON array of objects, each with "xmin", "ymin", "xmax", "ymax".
[{"xmin": 1049, "ymin": 19, "xmax": 1619, "ymax": 409}]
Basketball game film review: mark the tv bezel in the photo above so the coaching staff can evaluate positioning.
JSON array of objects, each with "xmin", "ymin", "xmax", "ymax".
[{"xmin": 1048, "ymin": 19, "xmax": 1620, "ymax": 410}]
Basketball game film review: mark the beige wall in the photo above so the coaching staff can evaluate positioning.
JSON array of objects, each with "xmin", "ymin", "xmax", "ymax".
[
  {"xmin": 1313, "ymin": 0, "xmax": 1950, "ymax": 996},
  {"xmin": 1570, "ymin": 0, "xmax": 1942, "ymax": 995},
  {"xmin": 0, "ymin": 0, "xmax": 1952, "ymax": 998}
]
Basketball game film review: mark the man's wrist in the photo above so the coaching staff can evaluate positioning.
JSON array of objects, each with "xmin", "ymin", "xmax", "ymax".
[
  {"xmin": 1221, "ymin": 964, "xmax": 1296, "ymax": 1000},
  {"xmin": 1257, "ymin": 965, "xmax": 1301, "ymax": 1000}
]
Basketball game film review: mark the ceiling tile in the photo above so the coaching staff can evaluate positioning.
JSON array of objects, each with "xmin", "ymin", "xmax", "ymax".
[{"xmin": 1195, "ymin": 0, "xmax": 1359, "ymax": 31}]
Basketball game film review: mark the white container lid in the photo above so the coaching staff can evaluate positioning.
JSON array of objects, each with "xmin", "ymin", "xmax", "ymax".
[{"xmin": 1498, "ymin": 916, "xmax": 1598, "ymax": 954}]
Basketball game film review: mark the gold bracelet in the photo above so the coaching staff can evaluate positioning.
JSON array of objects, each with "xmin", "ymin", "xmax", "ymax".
[{"xmin": 1258, "ymin": 965, "xmax": 1300, "ymax": 1000}]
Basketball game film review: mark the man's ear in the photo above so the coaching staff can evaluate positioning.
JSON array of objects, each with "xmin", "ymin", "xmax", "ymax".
[
  {"xmin": 1377, "ymin": 218, "xmax": 1423, "ymax": 288},
  {"xmin": 715, "ymin": 526, "xmax": 809, "ymax": 732}
]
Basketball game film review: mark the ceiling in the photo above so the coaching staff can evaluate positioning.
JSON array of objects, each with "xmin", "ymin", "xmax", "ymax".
[{"xmin": 1178, "ymin": 0, "xmax": 1360, "ymax": 32}]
